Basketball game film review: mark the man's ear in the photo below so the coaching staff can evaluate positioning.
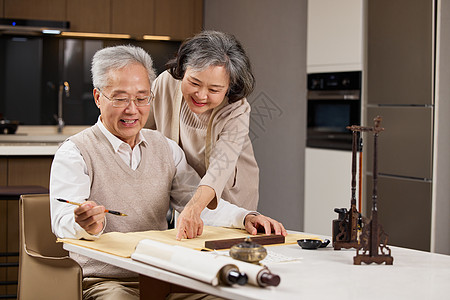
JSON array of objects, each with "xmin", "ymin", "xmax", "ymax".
[{"xmin": 93, "ymin": 88, "xmax": 101, "ymax": 108}]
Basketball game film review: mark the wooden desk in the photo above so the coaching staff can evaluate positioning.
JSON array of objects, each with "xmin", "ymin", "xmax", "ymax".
[{"xmin": 64, "ymin": 234, "xmax": 450, "ymax": 300}]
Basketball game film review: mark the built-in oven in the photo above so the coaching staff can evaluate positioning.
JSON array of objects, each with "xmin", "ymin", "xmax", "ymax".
[{"xmin": 307, "ymin": 71, "xmax": 362, "ymax": 151}]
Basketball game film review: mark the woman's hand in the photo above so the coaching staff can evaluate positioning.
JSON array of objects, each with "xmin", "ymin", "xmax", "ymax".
[
  {"xmin": 244, "ymin": 214, "xmax": 287, "ymax": 236},
  {"xmin": 175, "ymin": 203, "xmax": 204, "ymax": 240},
  {"xmin": 73, "ymin": 201, "xmax": 105, "ymax": 235},
  {"xmin": 176, "ymin": 185, "xmax": 216, "ymax": 240}
]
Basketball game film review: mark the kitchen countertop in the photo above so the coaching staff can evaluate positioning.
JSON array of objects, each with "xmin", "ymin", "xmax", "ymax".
[
  {"xmin": 0, "ymin": 144, "xmax": 60, "ymax": 156},
  {"xmin": 0, "ymin": 125, "xmax": 88, "ymax": 156},
  {"xmin": 0, "ymin": 134, "xmax": 71, "ymax": 143}
]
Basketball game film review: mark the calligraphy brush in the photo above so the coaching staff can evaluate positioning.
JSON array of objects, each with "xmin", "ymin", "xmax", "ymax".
[{"xmin": 56, "ymin": 198, "xmax": 128, "ymax": 216}]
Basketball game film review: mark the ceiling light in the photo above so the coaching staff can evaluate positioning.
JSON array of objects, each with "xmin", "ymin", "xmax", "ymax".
[
  {"xmin": 142, "ymin": 35, "xmax": 171, "ymax": 41},
  {"xmin": 42, "ymin": 29, "xmax": 61, "ymax": 35},
  {"xmin": 60, "ymin": 32, "xmax": 131, "ymax": 39}
]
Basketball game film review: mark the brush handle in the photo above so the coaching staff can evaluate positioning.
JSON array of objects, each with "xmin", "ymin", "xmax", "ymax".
[
  {"xmin": 105, "ymin": 210, "xmax": 127, "ymax": 216},
  {"xmin": 56, "ymin": 198, "xmax": 127, "ymax": 216},
  {"xmin": 56, "ymin": 198, "xmax": 82, "ymax": 206}
]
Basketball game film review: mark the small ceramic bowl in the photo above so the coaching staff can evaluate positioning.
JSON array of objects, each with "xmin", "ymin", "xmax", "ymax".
[
  {"xmin": 297, "ymin": 239, "xmax": 330, "ymax": 249},
  {"xmin": 0, "ymin": 120, "xmax": 19, "ymax": 134}
]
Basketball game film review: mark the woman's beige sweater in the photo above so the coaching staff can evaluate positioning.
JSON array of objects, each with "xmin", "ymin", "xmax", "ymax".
[{"xmin": 147, "ymin": 70, "xmax": 259, "ymax": 211}]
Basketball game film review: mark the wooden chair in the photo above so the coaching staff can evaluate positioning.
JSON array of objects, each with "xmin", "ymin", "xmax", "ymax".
[
  {"xmin": 0, "ymin": 185, "xmax": 49, "ymax": 298},
  {"xmin": 18, "ymin": 194, "xmax": 82, "ymax": 300}
]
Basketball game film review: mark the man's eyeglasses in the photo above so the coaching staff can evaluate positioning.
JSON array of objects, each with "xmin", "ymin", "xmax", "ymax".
[{"xmin": 98, "ymin": 89, "xmax": 154, "ymax": 108}]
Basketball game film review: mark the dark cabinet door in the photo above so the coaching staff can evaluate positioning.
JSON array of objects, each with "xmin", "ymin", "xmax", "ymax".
[
  {"xmin": 67, "ymin": 0, "xmax": 111, "ymax": 33},
  {"xmin": 111, "ymin": 0, "xmax": 155, "ymax": 38},
  {"xmin": 367, "ymin": 0, "xmax": 433, "ymax": 105},
  {"xmin": 365, "ymin": 107, "xmax": 433, "ymax": 180},
  {"xmin": 365, "ymin": 175, "xmax": 432, "ymax": 252},
  {"xmin": 4, "ymin": 0, "xmax": 66, "ymax": 21}
]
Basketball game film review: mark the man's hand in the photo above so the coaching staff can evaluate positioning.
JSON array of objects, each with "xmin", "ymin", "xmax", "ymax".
[
  {"xmin": 244, "ymin": 214, "xmax": 287, "ymax": 236},
  {"xmin": 74, "ymin": 201, "xmax": 105, "ymax": 235}
]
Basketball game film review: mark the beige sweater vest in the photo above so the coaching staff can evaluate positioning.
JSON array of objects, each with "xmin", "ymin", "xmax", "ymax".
[{"xmin": 70, "ymin": 124, "xmax": 175, "ymax": 278}]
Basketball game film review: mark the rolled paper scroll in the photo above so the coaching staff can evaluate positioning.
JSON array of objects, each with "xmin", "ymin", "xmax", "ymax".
[
  {"xmin": 226, "ymin": 258, "xmax": 280, "ymax": 287},
  {"xmin": 132, "ymin": 239, "xmax": 245, "ymax": 286}
]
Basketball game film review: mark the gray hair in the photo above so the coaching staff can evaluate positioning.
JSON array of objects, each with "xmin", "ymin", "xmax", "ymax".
[
  {"xmin": 91, "ymin": 45, "xmax": 156, "ymax": 90},
  {"xmin": 167, "ymin": 30, "xmax": 255, "ymax": 103}
]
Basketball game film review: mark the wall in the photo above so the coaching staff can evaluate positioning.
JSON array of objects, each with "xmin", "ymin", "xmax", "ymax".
[
  {"xmin": 432, "ymin": 0, "xmax": 450, "ymax": 255},
  {"xmin": 204, "ymin": 0, "xmax": 307, "ymax": 230}
]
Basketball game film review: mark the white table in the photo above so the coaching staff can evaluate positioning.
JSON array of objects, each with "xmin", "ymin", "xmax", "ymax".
[{"xmin": 64, "ymin": 236, "xmax": 450, "ymax": 300}]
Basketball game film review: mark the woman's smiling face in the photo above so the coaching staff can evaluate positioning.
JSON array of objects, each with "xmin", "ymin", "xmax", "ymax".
[{"xmin": 181, "ymin": 65, "xmax": 230, "ymax": 114}]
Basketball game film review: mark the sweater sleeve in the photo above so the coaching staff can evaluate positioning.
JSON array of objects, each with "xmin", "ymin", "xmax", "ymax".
[{"xmin": 199, "ymin": 102, "xmax": 251, "ymax": 200}]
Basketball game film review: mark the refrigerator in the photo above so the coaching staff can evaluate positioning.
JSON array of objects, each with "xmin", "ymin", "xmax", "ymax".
[{"xmin": 364, "ymin": 0, "xmax": 434, "ymax": 251}]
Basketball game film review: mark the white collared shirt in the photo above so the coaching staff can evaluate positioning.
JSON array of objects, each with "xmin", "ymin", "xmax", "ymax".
[
  {"xmin": 50, "ymin": 118, "xmax": 249, "ymax": 240},
  {"xmin": 98, "ymin": 120, "xmax": 145, "ymax": 170}
]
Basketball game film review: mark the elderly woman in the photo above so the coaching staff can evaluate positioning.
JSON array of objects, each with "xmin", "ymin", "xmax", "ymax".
[{"xmin": 147, "ymin": 31, "xmax": 259, "ymax": 231}]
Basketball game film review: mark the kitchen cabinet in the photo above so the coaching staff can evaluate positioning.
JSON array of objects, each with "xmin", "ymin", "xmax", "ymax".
[
  {"xmin": 66, "ymin": 0, "xmax": 111, "ymax": 33},
  {"xmin": 364, "ymin": 107, "xmax": 433, "ymax": 252},
  {"xmin": 365, "ymin": 175, "xmax": 432, "ymax": 252},
  {"xmin": 365, "ymin": 107, "xmax": 433, "ymax": 180},
  {"xmin": 111, "ymin": 0, "xmax": 155, "ymax": 38},
  {"xmin": 307, "ymin": 0, "xmax": 364, "ymax": 73},
  {"xmin": 154, "ymin": 0, "xmax": 203, "ymax": 41},
  {"xmin": 0, "ymin": 213, "xmax": 6, "ymax": 297},
  {"xmin": 367, "ymin": 0, "xmax": 433, "ymax": 106},
  {"xmin": 2, "ymin": 0, "xmax": 203, "ymax": 40},
  {"xmin": 304, "ymin": 148, "xmax": 356, "ymax": 236},
  {"xmin": 0, "ymin": 158, "xmax": 6, "ymax": 185},
  {"xmin": 112, "ymin": 0, "xmax": 203, "ymax": 39},
  {"xmin": 0, "ymin": 158, "xmax": 6, "ymax": 296},
  {"xmin": 0, "ymin": 1, "xmax": 4, "ymax": 17},
  {"xmin": 6, "ymin": 157, "xmax": 53, "ymax": 187},
  {"xmin": 4, "ymin": 0, "xmax": 66, "ymax": 21},
  {"xmin": 365, "ymin": 0, "xmax": 435, "ymax": 251}
]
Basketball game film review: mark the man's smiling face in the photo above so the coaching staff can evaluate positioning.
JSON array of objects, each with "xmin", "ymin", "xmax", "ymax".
[{"xmin": 93, "ymin": 63, "xmax": 151, "ymax": 148}]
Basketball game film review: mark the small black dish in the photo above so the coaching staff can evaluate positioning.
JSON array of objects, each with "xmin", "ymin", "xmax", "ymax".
[
  {"xmin": 297, "ymin": 239, "xmax": 330, "ymax": 250},
  {"xmin": 0, "ymin": 120, "xmax": 19, "ymax": 134}
]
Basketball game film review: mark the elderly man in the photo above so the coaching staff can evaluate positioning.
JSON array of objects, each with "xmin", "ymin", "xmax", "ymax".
[{"xmin": 50, "ymin": 45, "xmax": 286, "ymax": 299}]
